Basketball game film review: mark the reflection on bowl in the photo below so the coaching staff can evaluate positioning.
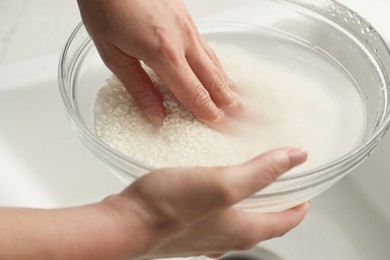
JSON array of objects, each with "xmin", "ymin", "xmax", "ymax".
[{"xmin": 59, "ymin": 0, "xmax": 390, "ymax": 212}]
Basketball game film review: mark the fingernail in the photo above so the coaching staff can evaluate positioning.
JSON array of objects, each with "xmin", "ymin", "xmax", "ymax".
[
  {"xmin": 144, "ymin": 107, "xmax": 164, "ymax": 126},
  {"xmin": 206, "ymin": 108, "xmax": 232, "ymax": 133},
  {"xmin": 288, "ymin": 148, "xmax": 308, "ymax": 167},
  {"xmin": 213, "ymin": 108, "xmax": 225, "ymax": 123}
]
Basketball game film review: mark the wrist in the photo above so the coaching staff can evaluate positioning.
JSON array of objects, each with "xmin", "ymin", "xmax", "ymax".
[{"xmin": 99, "ymin": 193, "xmax": 163, "ymax": 259}]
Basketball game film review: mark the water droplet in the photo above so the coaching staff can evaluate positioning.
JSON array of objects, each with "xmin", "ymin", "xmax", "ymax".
[
  {"xmin": 346, "ymin": 10, "xmax": 354, "ymax": 18},
  {"xmin": 328, "ymin": 4, "xmax": 337, "ymax": 16}
]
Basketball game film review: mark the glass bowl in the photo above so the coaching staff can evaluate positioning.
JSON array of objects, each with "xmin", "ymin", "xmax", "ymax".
[{"xmin": 58, "ymin": 0, "xmax": 390, "ymax": 212}]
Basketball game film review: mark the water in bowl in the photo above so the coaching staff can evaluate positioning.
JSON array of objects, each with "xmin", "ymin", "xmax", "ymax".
[
  {"xmin": 93, "ymin": 25, "xmax": 365, "ymax": 174},
  {"xmin": 203, "ymin": 27, "xmax": 365, "ymax": 174}
]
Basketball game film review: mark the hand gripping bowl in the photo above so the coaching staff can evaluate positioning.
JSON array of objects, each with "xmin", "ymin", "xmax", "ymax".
[{"xmin": 59, "ymin": 0, "xmax": 390, "ymax": 212}]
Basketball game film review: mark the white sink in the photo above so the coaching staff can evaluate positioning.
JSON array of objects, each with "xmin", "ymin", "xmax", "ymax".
[
  {"xmin": 262, "ymin": 157, "xmax": 390, "ymax": 259},
  {"xmin": 0, "ymin": 54, "xmax": 125, "ymax": 208},
  {"xmin": 1, "ymin": 51, "xmax": 389, "ymax": 260}
]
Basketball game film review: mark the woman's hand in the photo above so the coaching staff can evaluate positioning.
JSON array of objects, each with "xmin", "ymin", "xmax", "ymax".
[
  {"xmin": 77, "ymin": 0, "xmax": 240, "ymax": 129},
  {"xmin": 104, "ymin": 147, "xmax": 309, "ymax": 259},
  {"xmin": 0, "ymin": 148, "xmax": 308, "ymax": 259}
]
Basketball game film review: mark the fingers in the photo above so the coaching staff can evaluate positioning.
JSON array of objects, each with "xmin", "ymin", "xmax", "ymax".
[
  {"xmin": 256, "ymin": 202, "xmax": 310, "ymax": 240},
  {"xmin": 152, "ymin": 57, "xmax": 231, "ymax": 130},
  {"xmin": 197, "ymin": 35, "xmax": 237, "ymax": 93},
  {"xmin": 186, "ymin": 45, "xmax": 241, "ymax": 115},
  {"xmin": 218, "ymin": 147, "xmax": 308, "ymax": 206},
  {"xmin": 181, "ymin": 4, "xmax": 241, "ymax": 114},
  {"xmin": 164, "ymin": 202, "xmax": 310, "ymax": 257},
  {"xmin": 125, "ymin": 147, "xmax": 306, "ymax": 227},
  {"xmin": 101, "ymin": 45, "xmax": 166, "ymax": 126},
  {"xmin": 201, "ymin": 202, "xmax": 310, "ymax": 256},
  {"xmin": 148, "ymin": 36, "xmax": 242, "ymax": 130},
  {"xmin": 120, "ymin": 148, "xmax": 308, "ymax": 258}
]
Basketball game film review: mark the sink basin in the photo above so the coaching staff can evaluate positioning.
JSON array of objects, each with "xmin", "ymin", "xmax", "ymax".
[
  {"xmin": 1, "ymin": 51, "xmax": 389, "ymax": 260},
  {"xmin": 261, "ymin": 159, "xmax": 390, "ymax": 260},
  {"xmin": 0, "ymin": 54, "xmax": 124, "ymax": 208}
]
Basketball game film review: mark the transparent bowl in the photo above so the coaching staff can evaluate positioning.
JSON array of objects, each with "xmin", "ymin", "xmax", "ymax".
[{"xmin": 59, "ymin": 0, "xmax": 390, "ymax": 212}]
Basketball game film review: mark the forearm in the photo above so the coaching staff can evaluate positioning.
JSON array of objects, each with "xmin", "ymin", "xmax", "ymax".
[{"xmin": 0, "ymin": 196, "xmax": 155, "ymax": 260}]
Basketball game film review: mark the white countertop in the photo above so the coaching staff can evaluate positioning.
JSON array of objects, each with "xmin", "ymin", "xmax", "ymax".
[{"xmin": 0, "ymin": 0, "xmax": 80, "ymax": 65}]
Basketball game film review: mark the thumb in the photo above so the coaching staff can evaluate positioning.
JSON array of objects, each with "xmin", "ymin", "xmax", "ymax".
[
  {"xmin": 121, "ymin": 147, "xmax": 307, "ymax": 227},
  {"xmin": 218, "ymin": 147, "xmax": 307, "ymax": 207}
]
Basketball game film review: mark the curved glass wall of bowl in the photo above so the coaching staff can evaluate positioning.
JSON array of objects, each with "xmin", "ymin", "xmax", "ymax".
[{"xmin": 59, "ymin": 0, "xmax": 390, "ymax": 213}]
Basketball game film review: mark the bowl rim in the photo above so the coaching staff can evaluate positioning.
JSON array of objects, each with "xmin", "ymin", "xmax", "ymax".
[{"xmin": 58, "ymin": 1, "xmax": 390, "ymax": 185}]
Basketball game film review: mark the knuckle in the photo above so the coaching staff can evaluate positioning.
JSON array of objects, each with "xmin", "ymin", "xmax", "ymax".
[
  {"xmin": 101, "ymin": 55, "xmax": 115, "ymax": 72},
  {"xmin": 154, "ymin": 27, "xmax": 182, "ymax": 65},
  {"xmin": 160, "ymin": 42, "xmax": 180, "ymax": 64},
  {"xmin": 129, "ymin": 89, "xmax": 151, "ymax": 107},
  {"xmin": 175, "ymin": 14, "xmax": 197, "ymax": 43},
  {"xmin": 183, "ymin": 25, "xmax": 198, "ymax": 44},
  {"xmin": 267, "ymin": 227, "xmax": 289, "ymax": 240},
  {"xmin": 211, "ymin": 179, "xmax": 238, "ymax": 207},
  {"xmin": 100, "ymin": 53, "xmax": 134, "ymax": 74},
  {"xmin": 210, "ymin": 50, "xmax": 220, "ymax": 64},
  {"xmin": 262, "ymin": 156, "xmax": 289, "ymax": 183},
  {"xmin": 191, "ymin": 84, "xmax": 212, "ymax": 108},
  {"xmin": 212, "ymin": 71, "xmax": 228, "ymax": 94},
  {"xmin": 215, "ymin": 188, "xmax": 235, "ymax": 207},
  {"xmin": 278, "ymin": 221, "xmax": 296, "ymax": 237}
]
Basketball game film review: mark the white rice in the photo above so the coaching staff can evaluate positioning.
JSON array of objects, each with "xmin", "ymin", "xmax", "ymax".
[
  {"xmin": 94, "ymin": 42, "xmax": 364, "ymax": 171},
  {"xmin": 94, "ymin": 66, "xmax": 250, "ymax": 168}
]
